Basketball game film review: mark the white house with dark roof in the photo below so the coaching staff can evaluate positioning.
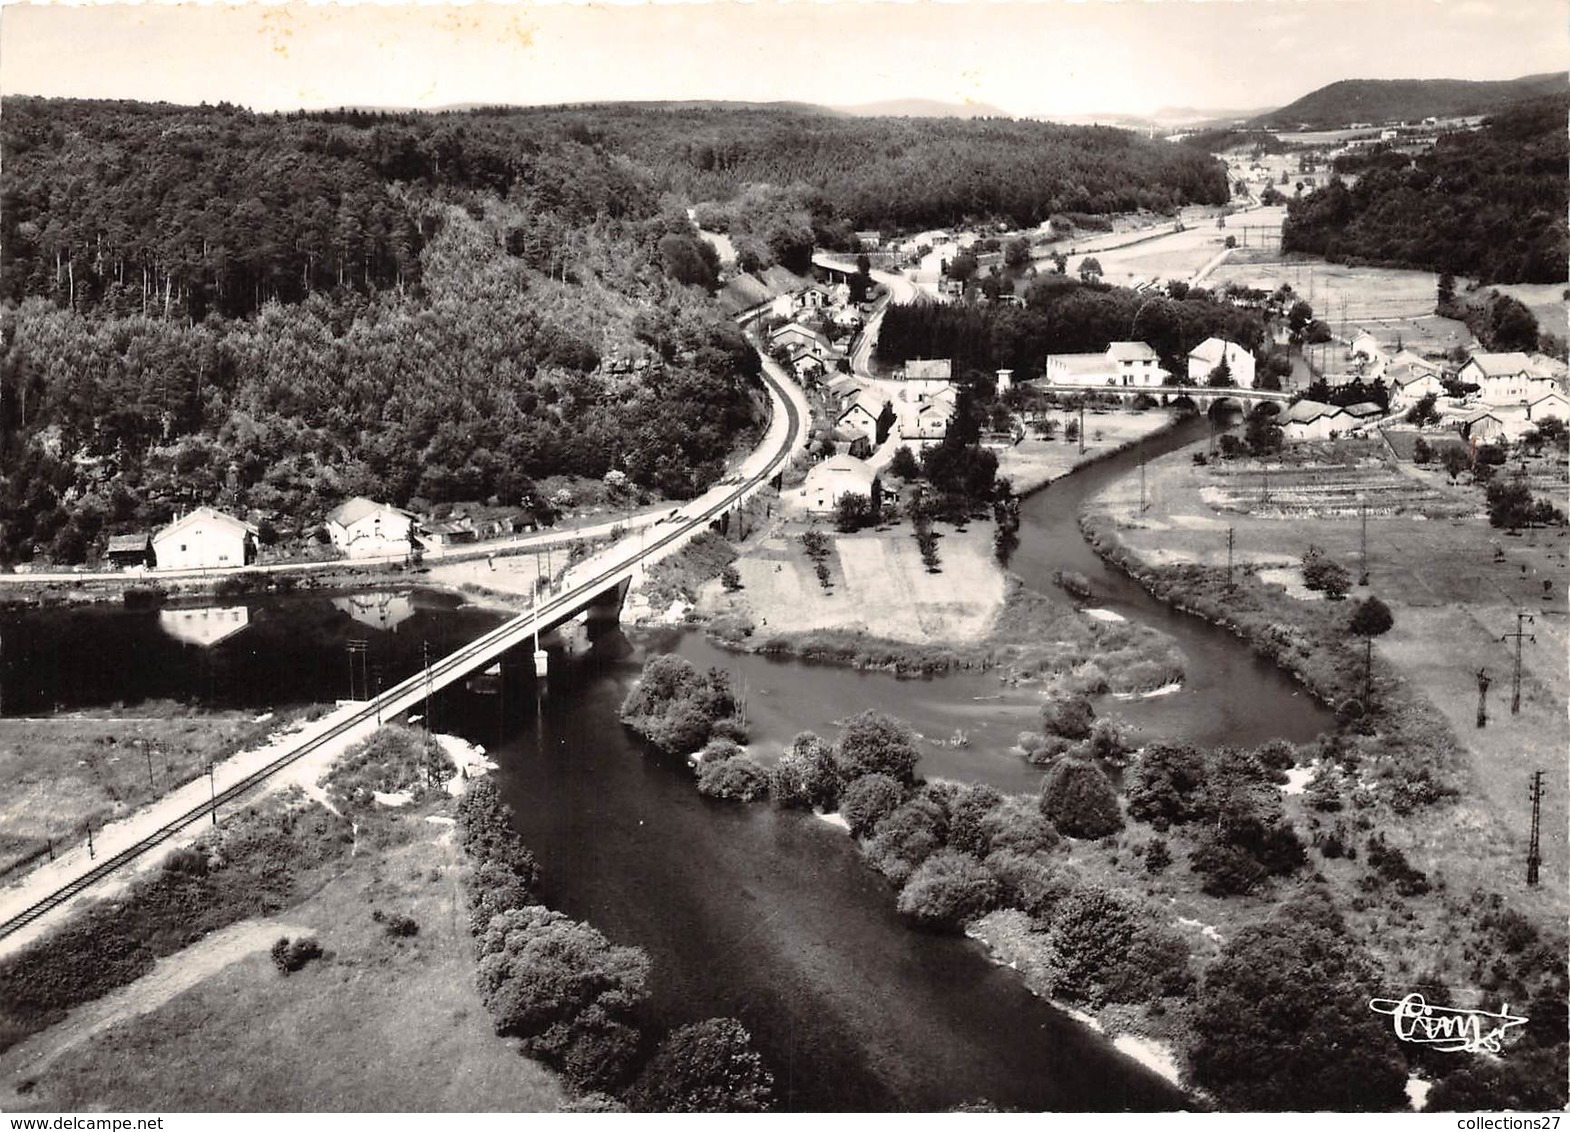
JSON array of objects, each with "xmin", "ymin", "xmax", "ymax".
[
  {"xmin": 1187, "ymin": 338, "xmax": 1256, "ymax": 388},
  {"xmin": 152, "ymin": 507, "xmax": 256, "ymax": 572},
  {"xmin": 326, "ymin": 497, "xmax": 417, "ymax": 559},
  {"xmin": 1281, "ymin": 399, "xmax": 1347, "ymax": 442},
  {"xmin": 1526, "ymin": 389, "xmax": 1570, "ymax": 423},
  {"xmin": 1460, "ymin": 352, "xmax": 1537, "ymax": 404}
]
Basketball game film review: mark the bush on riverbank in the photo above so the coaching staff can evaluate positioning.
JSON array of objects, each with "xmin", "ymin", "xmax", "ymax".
[
  {"xmin": 1039, "ymin": 758, "xmax": 1123, "ymax": 840},
  {"xmin": 620, "ymin": 654, "xmax": 746, "ymax": 756}
]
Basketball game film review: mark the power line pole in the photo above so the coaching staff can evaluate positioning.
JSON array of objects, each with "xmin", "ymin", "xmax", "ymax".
[
  {"xmin": 1139, "ymin": 442, "xmax": 1148, "ymax": 513},
  {"xmin": 1359, "ymin": 500, "xmax": 1369, "ymax": 586},
  {"xmin": 1475, "ymin": 666, "xmax": 1491, "ymax": 729},
  {"xmin": 1078, "ymin": 400, "xmax": 1086, "ymax": 455},
  {"xmin": 1226, "ymin": 526, "xmax": 1236, "ymax": 591},
  {"xmin": 207, "ymin": 762, "xmax": 217, "ymax": 826},
  {"xmin": 422, "ymin": 639, "xmax": 433, "ymax": 737},
  {"xmin": 1526, "ymin": 770, "xmax": 1544, "ymax": 886},
  {"xmin": 1502, "ymin": 611, "xmax": 1535, "ymax": 715}
]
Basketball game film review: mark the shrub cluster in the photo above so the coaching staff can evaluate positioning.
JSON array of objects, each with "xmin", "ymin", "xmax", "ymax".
[
  {"xmin": 1124, "ymin": 742, "xmax": 1306, "ymax": 896},
  {"xmin": 270, "ymin": 936, "xmax": 324, "ymax": 975},
  {"xmin": 620, "ymin": 655, "xmax": 746, "ymax": 756}
]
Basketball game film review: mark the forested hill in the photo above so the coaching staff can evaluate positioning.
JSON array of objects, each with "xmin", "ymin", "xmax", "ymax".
[
  {"xmin": 0, "ymin": 97, "xmax": 760, "ymax": 564},
  {"xmin": 1281, "ymin": 94, "xmax": 1569, "ymax": 283},
  {"xmin": 1251, "ymin": 73, "xmax": 1565, "ymax": 129},
  {"xmin": 487, "ymin": 102, "xmax": 1230, "ymax": 234},
  {"xmin": 0, "ymin": 97, "xmax": 1227, "ymax": 566}
]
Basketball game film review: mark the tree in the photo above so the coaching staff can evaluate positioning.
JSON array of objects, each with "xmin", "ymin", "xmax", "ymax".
[
  {"xmin": 1300, "ymin": 545, "xmax": 1350, "ymax": 599},
  {"xmin": 1040, "ymin": 694, "xmax": 1094, "ymax": 740},
  {"xmin": 1206, "ymin": 358, "xmax": 1235, "ymax": 388},
  {"xmin": 770, "ymin": 732, "xmax": 839, "ymax": 811},
  {"xmin": 1003, "ymin": 236, "xmax": 1032, "ymax": 268},
  {"xmin": 897, "ymin": 850, "xmax": 998, "ymax": 930},
  {"xmin": 838, "ymin": 772, "xmax": 904, "ymax": 837},
  {"xmin": 888, "ymin": 445, "xmax": 920, "ymax": 480},
  {"xmin": 875, "ymin": 400, "xmax": 897, "ymax": 445},
  {"xmin": 1039, "ymin": 884, "xmax": 1192, "ymax": 1008},
  {"xmin": 1347, "ymin": 595, "xmax": 1394, "ymax": 639},
  {"xmin": 630, "ymin": 1018, "xmax": 774, "ymax": 1113},
  {"xmin": 948, "ymin": 250, "xmax": 979, "ymax": 283},
  {"xmin": 1188, "ymin": 891, "xmax": 1408, "ymax": 1110},
  {"xmin": 833, "ymin": 492, "xmax": 873, "ymax": 533},
  {"xmin": 1405, "ymin": 392, "xmax": 1440, "ymax": 427},
  {"xmin": 1441, "ymin": 444, "xmax": 1472, "ymax": 482},
  {"xmin": 1244, "ymin": 407, "xmax": 1283, "ymax": 455},
  {"xmin": 1078, "ymin": 256, "xmax": 1102, "ymax": 282},
  {"xmin": 697, "ymin": 755, "xmax": 770, "ymax": 802},
  {"xmin": 1486, "ymin": 475, "xmax": 1536, "ymax": 531},
  {"xmin": 1125, "ymin": 741, "xmax": 1208, "ymax": 827},
  {"xmin": 864, "ymin": 795, "xmax": 948, "ymax": 883},
  {"xmin": 475, "ymin": 906, "xmax": 651, "ymax": 1040},
  {"xmin": 1412, "ymin": 436, "xmax": 1432, "ymax": 464},
  {"xmin": 1039, "ymin": 758, "xmax": 1123, "ymax": 839},
  {"xmin": 835, "ymin": 710, "xmax": 920, "ymax": 785},
  {"xmin": 1436, "ymin": 271, "xmax": 1457, "ymax": 312},
  {"xmin": 1487, "ymin": 293, "xmax": 1539, "ymax": 352}
]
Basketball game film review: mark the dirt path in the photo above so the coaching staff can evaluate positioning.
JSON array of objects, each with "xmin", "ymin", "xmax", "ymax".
[{"xmin": 2, "ymin": 918, "xmax": 308, "ymax": 1088}]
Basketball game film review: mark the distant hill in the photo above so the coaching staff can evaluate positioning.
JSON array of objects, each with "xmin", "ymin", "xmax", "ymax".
[
  {"xmin": 1251, "ymin": 73, "xmax": 1565, "ymax": 129},
  {"xmin": 831, "ymin": 98, "xmax": 1011, "ymax": 119}
]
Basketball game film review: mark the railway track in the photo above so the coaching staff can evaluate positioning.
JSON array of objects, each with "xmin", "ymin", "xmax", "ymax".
[{"xmin": 0, "ymin": 353, "xmax": 802, "ymax": 943}]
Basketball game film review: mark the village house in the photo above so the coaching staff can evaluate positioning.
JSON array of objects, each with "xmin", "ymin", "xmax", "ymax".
[
  {"xmin": 1046, "ymin": 341, "xmax": 1168, "ymax": 388},
  {"xmin": 902, "ymin": 358, "xmax": 953, "ymax": 383},
  {"xmin": 1457, "ymin": 407, "xmax": 1517, "ymax": 444},
  {"xmin": 1280, "ymin": 399, "xmax": 1347, "ymax": 442},
  {"xmin": 831, "ymin": 423, "xmax": 874, "ymax": 460},
  {"xmin": 152, "ymin": 507, "xmax": 256, "ymax": 572},
  {"xmin": 1187, "ymin": 338, "xmax": 1257, "ymax": 388},
  {"xmin": 800, "ymin": 453, "xmax": 879, "ymax": 515},
  {"xmin": 1385, "ymin": 358, "xmax": 1447, "ymax": 407},
  {"xmin": 325, "ymin": 497, "xmax": 418, "ymax": 559},
  {"xmin": 421, "ymin": 517, "xmax": 478, "ymax": 552},
  {"xmin": 854, "ymin": 230, "xmax": 883, "ymax": 250},
  {"xmin": 1458, "ymin": 352, "xmax": 1552, "ymax": 406},
  {"xmin": 1526, "ymin": 388, "xmax": 1570, "ymax": 423},
  {"xmin": 835, "ymin": 391, "xmax": 886, "ymax": 447}
]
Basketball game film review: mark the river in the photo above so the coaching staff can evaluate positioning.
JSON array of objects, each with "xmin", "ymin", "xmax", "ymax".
[{"xmin": 0, "ymin": 410, "xmax": 1333, "ymax": 1109}]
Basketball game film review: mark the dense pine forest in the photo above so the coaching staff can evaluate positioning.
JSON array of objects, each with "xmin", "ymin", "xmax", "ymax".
[
  {"xmin": 0, "ymin": 98, "xmax": 1229, "ymax": 565},
  {"xmin": 1282, "ymin": 95, "xmax": 1569, "ymax": 283}
]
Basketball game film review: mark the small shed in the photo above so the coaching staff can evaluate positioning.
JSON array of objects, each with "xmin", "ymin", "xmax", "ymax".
[{"xmin": 105, "ymin": 533, "xmax": 153, "ymax": 570}]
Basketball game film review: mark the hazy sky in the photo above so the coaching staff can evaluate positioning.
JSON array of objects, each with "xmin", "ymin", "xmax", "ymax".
[{"xmin": 2, "ymin": 0, "xmax": 1566, "ymax": 119}]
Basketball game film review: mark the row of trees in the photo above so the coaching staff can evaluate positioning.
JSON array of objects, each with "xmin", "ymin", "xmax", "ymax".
[
  {"xmin": 1282, "ymin": 95, "xmax": 1569, "ymax": 283},
  {"xmin": 456, "ymin": 776, "xmax": 774, "ymax": 1110},
  {"xmin": 874, "ymin": 278, "xmax": 1268, "ymax": 382}
]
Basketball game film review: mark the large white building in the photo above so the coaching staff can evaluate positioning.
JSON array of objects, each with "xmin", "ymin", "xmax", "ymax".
[
  {"xmin": 1186, "ymin": 338, "xmax": 1256, "ymax": 389},
  {"xmin": 1046, "ymin": 341, "xmax": 1168, "ymax": 387},
  {"xmin": 1459, "ymin": 352, "xmax": 1560, "ymax": 406},
  {"xmin": 152, "ymin": 507, "xmax": 256, "ymax": 572}
]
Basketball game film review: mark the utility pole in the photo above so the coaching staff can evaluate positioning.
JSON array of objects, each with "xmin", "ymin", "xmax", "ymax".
[
  {"xmin": 1475, "ymin": 667, "xmax": 1491, "ymax": 729},
  {"xmin": 1502, "ymin": 611, "xmax": 1535, "ymax": 715},
  {"xmin": 144, "ymin": 741, "xmax": 154, "ymax": 789},
  {"xmin": 1078, "ymin": 400, "xmax": 1086, "ymax": 455},
  {"xmin": 1139, "ymin": 442, "xmax": 1148, "ymax": 514},
  {"xmin": 347, "ymin": 639, "xmax": 368, "ymax": 701},
  {"xmin": 1226, "ymin": 526, "xmax": 1236, "ymax": 591},
  {"xmin": 207, "ymin": 762, "xmax": 217, "ymax": 826},
  {"xmin": 1359, "ymin": 500, "xmax": 1370, "ymax": 586},
  {"xmin": 86, "ymin": 822, "xmax": 94, "ymax": 860},
  {"xmin": 1526, "ymin": 770, "xmax": 1544, "ymax": 886},
  {"xmin": 422, "ymin": 640, "xmax": 432, "ymax": 737}
]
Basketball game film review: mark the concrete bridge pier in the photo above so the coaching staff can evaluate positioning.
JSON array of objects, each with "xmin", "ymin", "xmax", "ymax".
[{"xmin": 585, "ymin": 577, "xmax": 633, "ymax": 639}]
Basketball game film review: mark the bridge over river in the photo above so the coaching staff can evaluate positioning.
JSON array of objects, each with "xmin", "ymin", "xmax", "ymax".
[{"xmin": 0, "ymin": 348, "xmax": 807, "ymax": 946}]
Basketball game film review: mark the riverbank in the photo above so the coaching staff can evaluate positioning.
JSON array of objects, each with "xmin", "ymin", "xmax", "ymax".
[{"xmin": 1077, "ymin": 440, "xmax": 1569, "ymax": 1064}]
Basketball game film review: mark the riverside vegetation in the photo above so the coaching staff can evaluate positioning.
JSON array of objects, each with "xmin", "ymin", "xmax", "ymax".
[{"xmin": 620, "ymin": 623, "xmax": 1567, "ymax": 1112}]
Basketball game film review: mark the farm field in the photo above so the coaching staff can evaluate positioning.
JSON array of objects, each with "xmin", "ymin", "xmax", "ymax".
[
  {"xmin": 1207, "ymin": 259, "xmax": 1476, "ymax": 356},
  {"xmin": 1493, "ymin": 281, "xmax": 1569, "ymax": 343},
  {"xmin": 699, "ymin": 522, "xmax": 1005, "ymax": 646},
  {"xmin": 0, "ymin": 707, "xmax": 300, "ymax": 881},
  {"xmin": 1092, "ymin": 439, "xmax": 1570, "ymax": 919}
]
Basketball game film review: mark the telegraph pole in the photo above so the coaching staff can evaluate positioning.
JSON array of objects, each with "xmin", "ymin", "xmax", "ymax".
[
  {"xmin": 207, "ymin": 762, "xmax": 217, "ymax": 826},
  {"xmin": 1526, "ymin": 770, "xmax": 1544, "ymax": 886},
  {"xmin": 1226, "ymin": 527, "xmax": 1236, "ymax": 591},
  {"xmin": 1359, "ymin": 500, "xmax": 1370, "ymax": 586},
  {"xmin": 1078, "ymin": 400, "xmax": 1086, "ymax": 455},
  {"xmin": 347, "ymin": 638, "xmax": 368, "ymax": 700},
  {"xmin": 1475, "ymin": 667, "xmax": 1491, "ymax": 729},
  {"xmin": 1502, "ymin": 612, "xmax": 1535, "ymax": 715},
  {"xmin": 422, "ymin": 640, "xmax": 433, "ymax": 737},
  {"xmin": 1139, "ymin": 442, "xmax": 1148, "ymax": 513}
]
